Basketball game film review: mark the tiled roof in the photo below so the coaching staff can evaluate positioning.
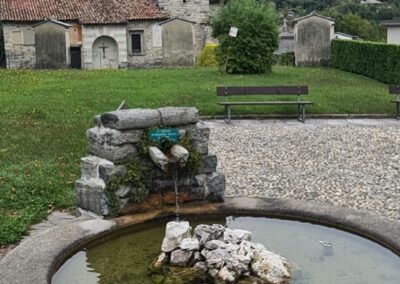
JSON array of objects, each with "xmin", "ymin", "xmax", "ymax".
[{"xmin": 0, "ymin": 0, "xmax": 169, "ymax": 24}]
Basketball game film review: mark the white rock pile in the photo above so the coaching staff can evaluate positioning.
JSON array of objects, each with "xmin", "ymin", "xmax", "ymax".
[{"xmin": 150, "ymin": 221, "xmax": 291, "ymax": 284}]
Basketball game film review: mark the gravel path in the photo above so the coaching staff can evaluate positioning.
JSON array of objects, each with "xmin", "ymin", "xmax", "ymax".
[{"xmin": 207, "ymin": 119, "xmax": 400, "ymax": 221}]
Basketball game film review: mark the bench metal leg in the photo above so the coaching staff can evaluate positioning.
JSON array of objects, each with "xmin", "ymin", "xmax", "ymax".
[
  {"xmin": 297, "ymin": 104, "xmax": 306, "ymax": 123},
  {"xmin": 397, "ymin": 102, "xmax": 400, "ymax": 119},
  {"xmin": 224, "ymin": 105, "xmax": 231, "ymax": 123}
]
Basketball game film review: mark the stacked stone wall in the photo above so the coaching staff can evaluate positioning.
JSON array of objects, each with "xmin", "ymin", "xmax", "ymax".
[
  {"xmin": 76, "ymin": 107, "xmax": 225, "ymax": 216},
  {"xmin": 2, "ymin": 23, "xmax": 36, "ymax": 68}
]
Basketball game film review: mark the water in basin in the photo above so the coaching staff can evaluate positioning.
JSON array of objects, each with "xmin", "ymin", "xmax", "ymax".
[{"xmin": 52, "ymin": 216, "xmax": 400, "ymax": 284}]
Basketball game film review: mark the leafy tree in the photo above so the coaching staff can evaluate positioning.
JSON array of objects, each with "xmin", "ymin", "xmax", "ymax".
[
  {"xmin": 212, "ymin": 0, "xmax": 279, "ymax": 74},
  {"xmin": 334, "ymin": 13, "xmax": 385, "ymax": 41}
]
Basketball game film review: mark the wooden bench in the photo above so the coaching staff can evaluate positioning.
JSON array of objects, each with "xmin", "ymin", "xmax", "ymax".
[
  {"xmin": 389, "ymin": 85, "xmax": 400, "ymax": 119},
  {"xmin": 217, "ymin": 86, "xmax": 313, "ymax": 122}
]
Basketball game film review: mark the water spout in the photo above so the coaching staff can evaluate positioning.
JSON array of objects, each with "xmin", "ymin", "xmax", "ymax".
[{"xmin": 171, "ymin": 164, "xmax": 180, "ymax": 221}]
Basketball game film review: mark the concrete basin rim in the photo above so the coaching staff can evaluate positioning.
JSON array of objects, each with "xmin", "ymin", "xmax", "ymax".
[{"xmin": 51, "ymin": 197, "xmax": 400, "ymax": 282}]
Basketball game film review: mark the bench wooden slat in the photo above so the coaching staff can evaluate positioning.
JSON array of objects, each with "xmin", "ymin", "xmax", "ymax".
[
  {"xmin": 216, "ymin": 86, "xmax": 308, "ymax": 96},
  {"xmin": 390, "ymin": 100, "xmax": 400, "ymax": 103},
  {"xmin": 389, "ymin": 85, "xmax": 400, "ymax": 94},
  {"xmin": 218, "ymin": 101, "xmax": 313, "ymax": 105}
]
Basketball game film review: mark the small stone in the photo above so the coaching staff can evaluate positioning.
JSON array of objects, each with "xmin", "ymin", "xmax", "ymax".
[
  {"xmin": 161, "ymin": 221, "xmax": 192, "ymax": 252},
  {"xmin": 170, "ymin": 249, "xmax": 194, "ymax": 267},
  {"xmin": 149, "ymin": 252, "xmax": 168, "ymax": 273},
  {"xmin": 118, "ymin": 197, "xmax": 130, "ymax": 210},
  {"xmin": 180, "ymin": 238, "xmax": 200, "ymax": 251},
  {"xmin": 193, "ymin": 261, "xmax": 207, "ymax": 272},
  {"xmin": 223, "ymin": 228, "xmax": 253, "ymax": 244},
  {"xmin": 204, "ymin": 240, "xmax": 226, "ymax": 250},
  {"xmin": 115, "ymin": 184, "xmax": 131, "ymax": 198},
  {"xmin": 199, "ymin": 155, "xmax": 217, "ymax": 174},
  {"xmin": 170, "ymin": 145, "xmax": 189, "ymax": 167},
  {"xmin": 205, "ymin": 172, "xmax": 226, "ymax": 202},
  {"xmin": 194, "ymin": 224, "xmax": 225, "ymax": 246},
  {"xmin": 217, "ymin": 266, "xmax": 236, "ymax": 283},
  {"xmin": 149, "ymin": 146, "xmax": 169, "ymax": 172},
  {"xmin": 251, "ymin": 249, "xmax": 291, "ymax": 284}
]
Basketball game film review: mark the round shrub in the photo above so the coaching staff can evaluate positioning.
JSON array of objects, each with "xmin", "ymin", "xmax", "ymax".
[
  {"xmin": 211, "ymin": 0, "xmax": 279, "ymax": 74},
  {"xmin": 196, "ymin": 43, "xmax": 218, "ymax": 68}
]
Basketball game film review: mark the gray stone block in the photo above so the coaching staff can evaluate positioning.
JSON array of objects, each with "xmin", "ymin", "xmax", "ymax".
[
  {"xmin": 185, "ymin": 122, "xmax": 210, "ymax": 155},
  {"xmin": 116, "ymin": 184, "xmax": 132, "ymax": 198},
  {"xmin": 199, "ymin": 155, "xmax": 217, "ymax": 174},
  {"xmin": 118, "ymin": 197, "xmax": 130, "ymax": 210},
  {"xmin": 75, "ymin": 179, "xmax": 108, "ymax": 216},
  {"xmin": 80, "ymin": 155, "xmax": 113, "ymax": 181},
  {"xmin": 87, "ymin": 127, "xmax": 142, "ymax": 146},
  {"xmin": 101, "ymin": 109, "xmax": 161, "ymax": 130},
  {"xmin": 88, "ymin": 141, "xmax": 138, "ymax": 163},
  {"xmin": 99, "ymin": 164, "xmax": 127, "ymax": 182},
  {"xmin": 93, "ymin": 115, "xmax": 102, "ymax": 127},
  {"xmin": 159, "ymin": 107, "xmax": 198, "ymax": 126},
  {"xmin": 205, "ymin": 172, "xmax": 225, "ymax": 202}
]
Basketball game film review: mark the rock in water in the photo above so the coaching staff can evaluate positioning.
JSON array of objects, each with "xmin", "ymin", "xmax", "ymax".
[
  {"xmin": 251, "ymin": 249, "xmax": 291, "ymax": 284},
  {"xmin": 223, "ymin": 228, "xmax": 253, "ymax": 244},
  {"xmin": 194, "ymin": 224, "xmax": 225, "ymax": 246},
  {"xmin": 170, "ymin": 249, "xmax": 194, "ymax": 267},
  {"xmin": 161, "ymin": 221, "xmax": 192, "ymax": 252},
  {"xmin": 180, "ymin": 238, "xmax": 200, "ymax": 251}
]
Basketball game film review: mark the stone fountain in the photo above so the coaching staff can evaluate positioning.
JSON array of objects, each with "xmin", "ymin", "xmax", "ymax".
[{"xmin": 75, "ymin": 107, "xmax": 225, "ymax": 216}]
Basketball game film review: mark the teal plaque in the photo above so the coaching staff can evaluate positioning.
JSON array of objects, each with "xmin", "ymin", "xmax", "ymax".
[{"xmin": 149, "ymin": 128, "xmax": 179, "ymax": 142}]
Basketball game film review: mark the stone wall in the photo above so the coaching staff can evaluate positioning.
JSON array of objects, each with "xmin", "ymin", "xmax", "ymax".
[
  {"xmin": 294, "ymin": 15, "xmax": 334, "ymax": 66},
  {"xmin": 158, "ymin": 0, "xmax": 211, "ymax": 55},
  {"xmin": 127, "ymin": 21, "xmax": 163, "ymax": 68},
  {"xmin": 2, "ymin": 23, "xmax": 36, "ymax": 68},
  {"xmin": 75, "ymin": 107, "xmax": 225, "ymax": 216}
]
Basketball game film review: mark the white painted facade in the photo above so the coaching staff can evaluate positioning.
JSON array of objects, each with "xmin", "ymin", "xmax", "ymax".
[{"xmin": 387, "ymin": 26, "xmax": 400, "ymax": 45}]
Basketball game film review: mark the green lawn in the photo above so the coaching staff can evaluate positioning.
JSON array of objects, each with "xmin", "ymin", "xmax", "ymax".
[{"xmin": 0, "ymin": 66, "xmax": 393, "ymax": 245}]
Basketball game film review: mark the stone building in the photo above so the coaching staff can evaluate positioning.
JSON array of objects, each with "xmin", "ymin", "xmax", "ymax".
[
  {"xmin": 0, "ymin": 0, "xmax": 221, "ymax": 69},
  {"xmin": 294, "ymin": 12, "xmax": 335, "ymax": 67}
]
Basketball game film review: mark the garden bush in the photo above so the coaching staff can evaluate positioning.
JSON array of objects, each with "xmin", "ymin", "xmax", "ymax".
[
  {"xmin": 211, "ymin": 0, "xmax": 278, "ymax": 74},
  {"xmin": 196, "ymin": 43, "xmax": 218, "ymax": 68},
  {"xmin": 273, "ymin": 52, "xmax": 295, "ymax": 66},
  {"xmin": 331, "ymin": 39, "xmax": 400, "ymax": 84}
]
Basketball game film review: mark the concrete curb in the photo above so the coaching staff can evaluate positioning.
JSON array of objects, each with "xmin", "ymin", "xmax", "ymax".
[
  {"xmin": 0, "ymin": 198, "xmax": 399, "ymax": 284},
  {"xmin": 200, "ymin": 114, "xmax": 397, "ymax": 120}
]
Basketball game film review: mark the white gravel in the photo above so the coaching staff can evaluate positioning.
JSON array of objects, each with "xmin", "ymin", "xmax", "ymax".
[{"xmin": 207, "ymin": 119, "xmax": 400, "ymax": 221}]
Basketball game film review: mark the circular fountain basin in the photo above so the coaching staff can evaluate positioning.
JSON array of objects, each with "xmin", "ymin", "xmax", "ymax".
[
  {"xmin": 1, "ymin": 198, "xmax": 400, "ymax": 284},
  {"xmin": 52, "ymin": 214, "xmax": 400, "ymax": 284}
]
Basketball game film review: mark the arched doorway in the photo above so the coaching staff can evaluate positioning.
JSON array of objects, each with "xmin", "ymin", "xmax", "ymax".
[{"xmin": 92, "ymin": 36, "xmax": 119, "ymax": 69}]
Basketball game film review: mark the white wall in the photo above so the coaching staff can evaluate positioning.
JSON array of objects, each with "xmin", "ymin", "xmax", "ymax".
[
  {"xmin": 81, "ymin": 25, "xmax": 128, "ymax": 69},
  {"xmin": 387, "ymin": 26, "xmax": 400, "ymax": 45}
]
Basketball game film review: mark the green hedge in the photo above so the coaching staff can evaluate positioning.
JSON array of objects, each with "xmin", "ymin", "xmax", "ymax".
[{"xmin": 331, "ymin": 39, "xmax": 400, "ymax": 84}]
